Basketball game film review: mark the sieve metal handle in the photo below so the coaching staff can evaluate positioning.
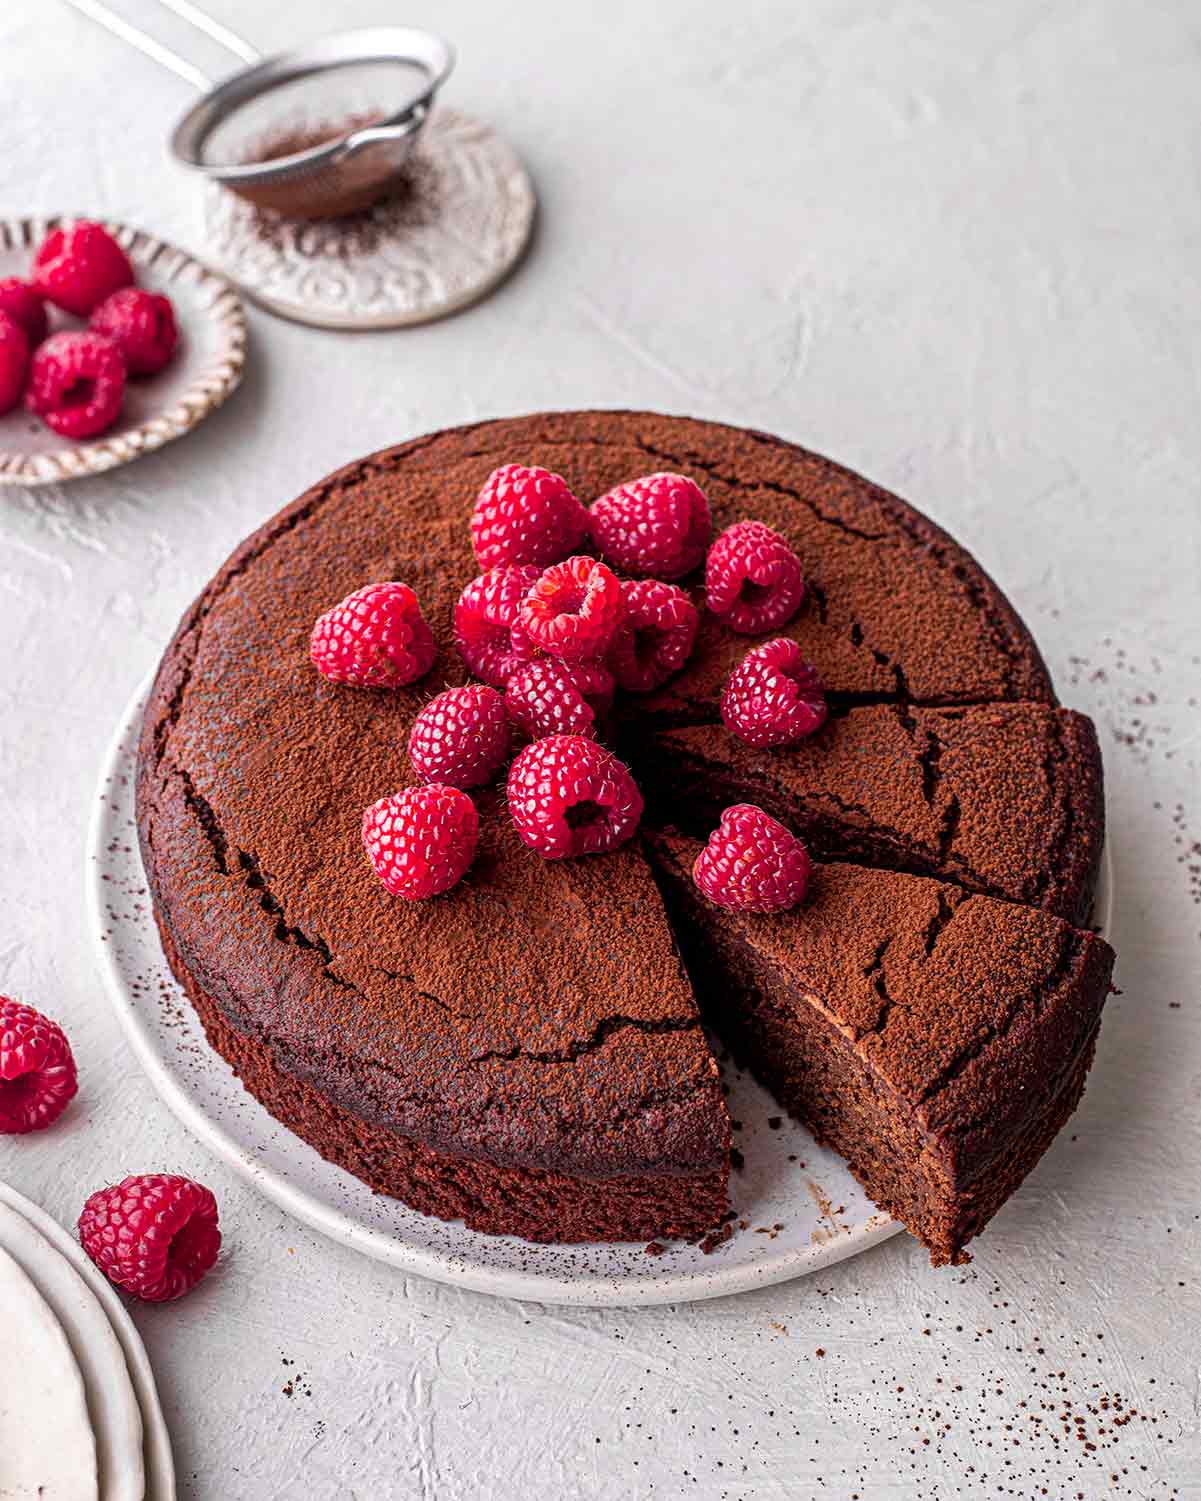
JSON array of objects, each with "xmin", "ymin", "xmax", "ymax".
[
  {"xmin": 339, "ymin": 104, "xmax": 430, "ymax": 159},
  {"xmin": 60, "ymin": 0, "xmax": 260, "ymax": 91}
]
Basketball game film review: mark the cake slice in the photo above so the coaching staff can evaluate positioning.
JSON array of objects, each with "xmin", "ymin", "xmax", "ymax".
[
  {"xmin": 632, "ymin": 702, "xmax": 1104, "ymax": 923},
  {"xmin": 645, "ymin": 831, "xmax": 1114, "ymax": 1264}
]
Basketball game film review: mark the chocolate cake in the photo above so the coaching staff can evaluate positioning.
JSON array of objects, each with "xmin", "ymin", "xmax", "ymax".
[
  {"xmin": 136, "ymin": 410, "xmax": 1113, "ymax": 1262},
  {"xmin": 645, "ymin": 836, "xmax": 1113, "ymax": 1265}
]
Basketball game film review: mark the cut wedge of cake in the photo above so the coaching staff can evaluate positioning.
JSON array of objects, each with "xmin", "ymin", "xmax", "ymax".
[{"xmin": 646, "ymin": 831, "xmax": 1114, "ymax": 1264}]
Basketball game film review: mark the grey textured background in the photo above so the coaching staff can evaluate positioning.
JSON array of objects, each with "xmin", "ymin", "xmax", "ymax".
[{"xmin": 1, "ymin": 1, "xmax": 1199, "ymax": 1496}]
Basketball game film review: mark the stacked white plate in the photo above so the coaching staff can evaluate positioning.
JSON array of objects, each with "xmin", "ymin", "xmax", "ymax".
[{"xmin": 0, "ymin": 1182, "xmax": 174, "ymax": 1500}]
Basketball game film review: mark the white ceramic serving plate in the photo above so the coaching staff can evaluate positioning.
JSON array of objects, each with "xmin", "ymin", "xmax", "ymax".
[
  {"xmin": 0, "ymin": 216, "xmax": 245, "ymax": 486},
  {"xmin": 0, "ymin": 1183, "xmax": 176, "ymax": 1500},
  {"xmin": 87, "ymin": 680, "xmax": 1112, "ymax": 1308}
]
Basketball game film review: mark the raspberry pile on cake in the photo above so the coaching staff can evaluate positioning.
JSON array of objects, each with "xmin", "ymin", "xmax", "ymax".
[
  {"xmin": 137, "ymin": 412, "xmax": 1113, "ymax": 1263},
  {"xmin": 304, "ymin": 459, "xmax": 823, "ymax": 907}
]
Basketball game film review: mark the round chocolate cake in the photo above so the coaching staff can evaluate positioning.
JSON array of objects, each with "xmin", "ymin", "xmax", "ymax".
[{"xmin": 136, "ymin": 410, "xmax": 1113, "ymax": 1264}]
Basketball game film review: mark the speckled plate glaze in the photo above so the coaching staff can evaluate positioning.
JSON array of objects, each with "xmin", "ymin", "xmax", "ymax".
[
  {"xmin": 87, "ymin": 682, "xmax": 1112, "ymax": 1307},
  {"xmin": 0, "ymin": 216, "xmax": 246, "ymax": 487},
  {"xmin": 200, "ymin": 110, "xmax": 535, "ymax": 330},
  {"xmin": 0, "ymin": 1182, "xmax": 175, "ymax": 1500}
]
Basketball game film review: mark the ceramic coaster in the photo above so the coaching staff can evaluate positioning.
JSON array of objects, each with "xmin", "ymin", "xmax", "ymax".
[{"xmin": 202, "ymin": 109, "xmax": 536, "ymax": 329}]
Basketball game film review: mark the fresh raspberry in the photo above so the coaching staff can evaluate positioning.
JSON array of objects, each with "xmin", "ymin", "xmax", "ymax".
[
  {"xmin": 78, "ymin": 1174, "xmax": 220, "ymax": 1302},
  {"xmin": 0, "ymin": 278, "xmax": 48, "ymax": 345},
  {"xmin": 705, "ymin": 520, "xmax": 806, "ymax": 634},
  {"xmin": 90, "ymin": 287, "xmax": 178, "ymax": 376},
  {"xmin": 693, "ymin": 804, "xmax": 813, "ymax": 913},
  {"xmin": 721, "ymin": 638, "xmax": 828, "ymax": 748},
  {"xmin": 452, "ymin": 564, "xmax": 540, "ymax": 687},
  {"xmin": 607, "ymin": 578, "xmax": 699, "ymax": 693},
  {"xmin": 515, "ymin": 555, "xmax": 624, "ymax": 665},
  {"xmin": 311, "ymin": 582, "xmax": 437, "ymax": 690},
  {"xmin": 24, "ymin": 331, "xmax": 126, "ymax": 439},
  {"xmin": 505, "ymin": 659, "xmax": 614, "ymax": 741},
  {"xmin": 470, "ymin": 463, "xmax": 590, "ymax": 570},
  {"xmin": 32, "ymin": 220, "xmax": 134, "ymax": 317},
  {"xmin": 589, "ymin": 472, "xmax": 711, "ymax": 580},
  {"xmin": 507, "ymin": 734, "xmax": 643, "ymax": 859},
  {"xmin": 362, "ymin": 784, "xmax": 478, "ymax": 899},
  {"xmin": 0, "ymin": 314, "xmax": 29, "ymax": 416},
  {"xmin": 0, "ymin": 998, "xmax": 78, "ymax": 1135},
  {"xmin": 408, "ymin": 685, "xmax": 510, "ymax": 788}
]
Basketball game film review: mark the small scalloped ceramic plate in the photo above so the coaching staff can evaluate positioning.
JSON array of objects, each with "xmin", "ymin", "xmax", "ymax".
[
  {"xmin": 0, "ymin": 217, "xmax": 246, "ymax": 487},
  {"xmin": 87, "ymin": 679, "xmax": 1112, "ymax": 1307}
]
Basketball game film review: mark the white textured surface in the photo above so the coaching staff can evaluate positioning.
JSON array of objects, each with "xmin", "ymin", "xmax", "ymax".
[{"xmin": 0, "ymin": 1, "xmax": 1198, "ymax": 1496}]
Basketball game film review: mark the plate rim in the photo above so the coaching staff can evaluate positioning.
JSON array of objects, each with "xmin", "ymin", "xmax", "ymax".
[
  {"xmin": 87, "ymin": 675, "xmax": 1112, "ymax": 1307},
  {"xmin": 0, "ymin": 214, "xmax": 247, "ymax": 487},
  {"xmin": 0, "ymin": 1182, "xmax": 175, "ymax": 1501}
]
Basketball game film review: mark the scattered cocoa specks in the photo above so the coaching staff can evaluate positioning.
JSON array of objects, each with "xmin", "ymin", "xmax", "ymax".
[
  {"xmin": 1065, "ymin": 636, "xmax": 1200, "ymax": 942},
  {"xmin": 729, "ymin": 1146, "xmax": 745, "ymax": 1171},
  {"xmin": 1065, "ymin": 641, "xmax": 1183, "ymax": 769},
  {"xmin": 603, "ymin": 1268, "xmax": 1190, "ymax": 1498},
  {"xmin": 279, "ymin": 1356, "xmax": 313, "ymax": 1400}
]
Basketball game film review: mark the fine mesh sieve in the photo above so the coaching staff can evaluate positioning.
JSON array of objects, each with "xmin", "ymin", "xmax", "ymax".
[{"xmin": 62, "ymin": 0, "xmax": 454, "ymax": 219}]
